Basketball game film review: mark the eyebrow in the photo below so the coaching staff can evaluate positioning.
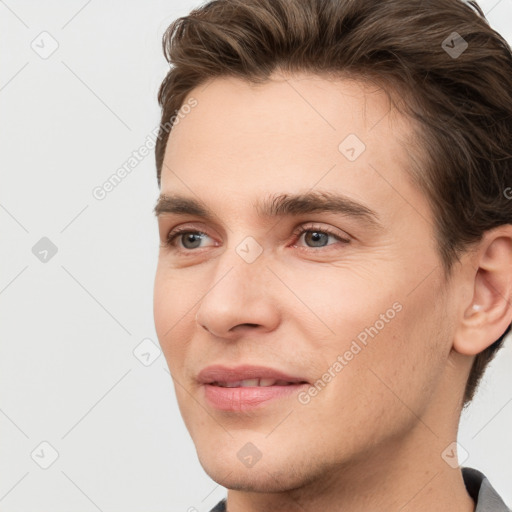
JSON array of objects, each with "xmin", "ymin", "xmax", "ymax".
[{"xmin": 153, "ymin": 191, "xmax": 382, "ymax": 229}]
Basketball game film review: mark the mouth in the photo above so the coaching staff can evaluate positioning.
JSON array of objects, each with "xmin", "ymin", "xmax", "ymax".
[
  {"xmin": 198, "ymin": 365, "xmax": 310, "ymax": 411},
  {"xmin": 211, "ymin": 378, "xmax": 307, "ymax": 387}
]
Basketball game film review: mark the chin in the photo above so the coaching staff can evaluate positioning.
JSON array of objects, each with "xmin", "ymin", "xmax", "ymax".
[{"xmin": 195, "ymin": 441, "xmax": 325, "ymax": 494}]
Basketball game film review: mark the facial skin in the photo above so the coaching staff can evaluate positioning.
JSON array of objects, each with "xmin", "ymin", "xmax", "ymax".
[{"xmin": 153, "ymin": 72, "xmax": 512, "ymax": 511}]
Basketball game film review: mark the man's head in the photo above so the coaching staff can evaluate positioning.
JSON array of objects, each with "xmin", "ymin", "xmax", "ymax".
[{"xmin": 152, "ymin": 0, "xmax": 512, "ymax": 496}]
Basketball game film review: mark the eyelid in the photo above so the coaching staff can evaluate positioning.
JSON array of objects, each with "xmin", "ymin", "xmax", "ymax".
[
  {"xmin": 288, "ymin": 223, "xmax": 351, "ymax": 253},
  {"xmin": 291, "ymin": 223, "xmax": 350, "ymax": 242},
  {"xmin": 163, "ymin": 222, "xmax": 351, "ymax": 252},
  {"xmin": 165, "ymin": 224, "xmax": 217, "ymax": 249}
]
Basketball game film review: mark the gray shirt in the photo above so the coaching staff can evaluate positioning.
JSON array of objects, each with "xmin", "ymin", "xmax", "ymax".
[
  {"xmin": 208, "ymin": 466, "xmax": 511, "ymax": 511},
  {"xmin": 462, "ymin": 466, "xmax": 511, "ymax": 512}
]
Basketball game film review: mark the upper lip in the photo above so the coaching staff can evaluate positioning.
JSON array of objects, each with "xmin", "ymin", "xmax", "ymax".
[{"xmin": 197, "ymin": 364, "xmax": 309, "ymax": 385}]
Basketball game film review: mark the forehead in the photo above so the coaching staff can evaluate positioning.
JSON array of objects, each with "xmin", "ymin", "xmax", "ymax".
[
  {"xmin": 160, "ymin": 72, "xmax": 427, "ymax": 225},
  {"xmin": 166, "ymin": 72, "xmax": 403, "ymax": 152}
]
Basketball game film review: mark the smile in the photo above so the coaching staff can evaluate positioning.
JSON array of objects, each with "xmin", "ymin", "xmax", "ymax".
[
  {"xmin": 212, "ymin": 378, "xmax": 303, "ymax": 387},
  {"xmin": 197, "ymin": 364, "xmax": 310, "ymax": 411}
]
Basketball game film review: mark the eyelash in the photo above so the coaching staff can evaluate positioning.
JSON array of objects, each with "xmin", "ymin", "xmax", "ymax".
[{"xmin": 164, "ymin": 224, "xmax": 350, "ymax": 254}]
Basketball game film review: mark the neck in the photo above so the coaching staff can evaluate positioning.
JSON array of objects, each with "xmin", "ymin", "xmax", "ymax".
[{"xmin": 226, "ymin": 418, "xmax": 475, "ymax": 512}]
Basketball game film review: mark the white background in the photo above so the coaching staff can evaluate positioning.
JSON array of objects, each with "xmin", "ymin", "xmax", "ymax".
[{"xmin": 1, "ymin": 1, "xmax": 511, "ymax": 510}]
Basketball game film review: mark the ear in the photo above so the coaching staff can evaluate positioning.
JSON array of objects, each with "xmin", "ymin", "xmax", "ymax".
[{"xmin": 453, "ymin": 226, "xmax": 512, "ymax": 356}]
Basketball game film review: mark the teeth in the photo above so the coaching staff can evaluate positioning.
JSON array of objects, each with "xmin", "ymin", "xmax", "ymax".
[
  {"xmin": 239, "ymin": 379, "xmax": 259, "ymax": 387},
  {"xmin": 223, "ymin": 381, "xmax": 241, "ymax": 388},
  {"xmin": 258, "ymin": 378, "xmax": 277, "ymax": 387},
  {"xmin": 214, "ymin": 378, "xmax": 297, "ymax": 387}
]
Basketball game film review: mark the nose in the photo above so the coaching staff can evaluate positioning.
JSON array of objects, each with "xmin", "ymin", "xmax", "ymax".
[{"xmin": 194, "ymin": 252, "xmax": 281, "ymax": 340}]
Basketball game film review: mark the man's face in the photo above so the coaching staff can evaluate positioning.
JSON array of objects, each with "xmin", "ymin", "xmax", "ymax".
[{"xmin": 154, "ymin": 73, "xmax": 461, "ymax": 491}]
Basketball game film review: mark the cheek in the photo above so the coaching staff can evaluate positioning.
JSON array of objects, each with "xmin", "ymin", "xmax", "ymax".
[
  {"xmin": 292, "ymin": 264, "xmax": 448, "ymax": 408},
  {"xmin": 338, "ymin": 282, "xmax": 450, "ymax": 419},
  {"xmin": 153, "ymin": 267, "xmax": 196, "ymax": 365},
  {"xmin": 153, "ymin": 269, "xmax": 171, "ymax": 343},
  {"xmin": 279, "ymin": 263, "xmax": 401, "ymax": 344},
  {"xmin": 297, "ymin": 308, "xmax": 446, "ymax": 459}
]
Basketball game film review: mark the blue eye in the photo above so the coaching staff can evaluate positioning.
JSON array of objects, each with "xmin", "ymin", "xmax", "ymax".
[
  {"xmin": 295, "ymin": 228, "xmax": 337, "ymax": 248},
  {"xmin": 163, "ymin": 224, "xmax": 350, "ymax": 253},
  {"xmin": 166, "ymin": 229, "xmax": 213, "ymax": 250},
  {"xmin": 291, "ymin": 224, "xmax": 350, "ymax": 250}
]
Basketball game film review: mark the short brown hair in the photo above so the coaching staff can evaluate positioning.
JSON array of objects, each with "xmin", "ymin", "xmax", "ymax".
[{"xmin": 155, "ymin": 0, "xmax": 512, "ymax": 406}]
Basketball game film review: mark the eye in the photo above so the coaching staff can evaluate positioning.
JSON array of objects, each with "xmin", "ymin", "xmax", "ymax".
[
  {"xmin": 162, "ymin": 223, "xmax": 350, "ymax": 254},
  {"xmin": 164, "ymin": 227, "xmax": 216, "ymax": 251},
  {"xmin": 291, "ymin": 224, "xmax": 350, "ymax": 251}
]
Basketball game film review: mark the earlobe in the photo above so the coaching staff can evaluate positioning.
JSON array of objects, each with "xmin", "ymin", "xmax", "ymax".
[{"xmin": 453, "ymin": 229, "xmax": 512, "ymax": 356}]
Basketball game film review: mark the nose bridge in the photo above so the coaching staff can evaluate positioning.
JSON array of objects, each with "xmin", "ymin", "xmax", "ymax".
[
  {"xmin": 212, "ymin": 226, "xmax": 269, "ymax": 289},
  {"xmin": 206, "ymin": 236, "xmax": 268, "ymax": 306},
  {"xmin": 195, "ymin": 233, "xmax": 279, "ymax": 337}
]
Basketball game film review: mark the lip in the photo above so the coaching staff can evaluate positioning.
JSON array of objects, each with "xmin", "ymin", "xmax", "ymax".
[
  {"xmin": 198, "ymin": 364, "xmax": 308, "ymax": 385},
  {"xmin": 198, "ymin": 364, "xmax": 310, "ymax": 412}
]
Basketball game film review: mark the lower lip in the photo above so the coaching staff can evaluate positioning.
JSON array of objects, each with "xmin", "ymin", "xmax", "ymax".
[{"xmin": 203, "ymin": 383, "xmax": 309, "ymax": 411}]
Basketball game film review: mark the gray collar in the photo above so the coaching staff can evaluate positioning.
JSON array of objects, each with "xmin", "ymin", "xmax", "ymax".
[
  {"xmin": 462, "ymin": 466, "xmax": 511, "ymax": 512},
  {"xmin": 209, "ymin": 467, "xmax": 511, "ymax": 512}
]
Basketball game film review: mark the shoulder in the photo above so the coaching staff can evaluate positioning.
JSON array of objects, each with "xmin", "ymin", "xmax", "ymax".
[
  {"xmin": 208, "ymin": 497, "xmax": 227, "ymax": 512},
  {"xmin": 462, "ymin": 466, "xmax": 511, "ymax": 512}
]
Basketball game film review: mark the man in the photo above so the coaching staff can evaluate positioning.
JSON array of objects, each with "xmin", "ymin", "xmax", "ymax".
[{"xmin": 152, "ymin": 0, "xmax": 512, "ymax": 510}]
